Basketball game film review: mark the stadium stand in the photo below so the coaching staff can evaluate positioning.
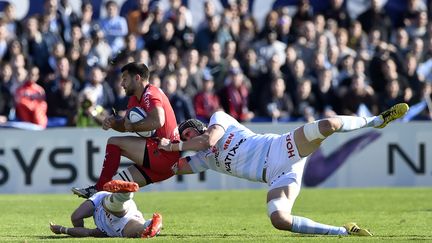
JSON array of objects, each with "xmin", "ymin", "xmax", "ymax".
[{"xmin": 0, "ymin": 0, "xmax": 431, "ymax": 129}]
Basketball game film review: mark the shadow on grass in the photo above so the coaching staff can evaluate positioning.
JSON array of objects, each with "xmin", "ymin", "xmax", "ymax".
[
  {"xmin": 36, "ymin": 236, "xmax": 71, "ymax": 239},
  {"xmin": 377, "ymin": 235, "xmax": 432, "ymax": 241},
  {"xmin": 34, "ymin": 234, "xmax": 432, "ymax": 241},
  {"xmin": 160, "ymin": 233, "xmax": 320, "ymax": 238}
]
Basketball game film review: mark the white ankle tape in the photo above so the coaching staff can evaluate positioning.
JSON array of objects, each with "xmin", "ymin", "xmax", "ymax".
[
  {"xmin": 303, "ymin": 121, "xmax": 325, "ymax": 141},
  {"xmin": 104, "ymin": 195, "xmax": 133, "ymax": 213},
  {"xmin": 267, "ymin": 197, "xmax": 290, "ymax": 217}
]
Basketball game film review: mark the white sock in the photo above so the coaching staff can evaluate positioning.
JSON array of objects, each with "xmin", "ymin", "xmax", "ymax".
[
  {"xmin": 104, "ymin": 192, "xmax": 134, "ymax": 212},
  {"xmin": 337, "ymin": 116, "xmax": 383, "ymax": 132},
  {"xmin": 291, "ymin": 216, "xmax": 348, "ymax": 235},
  {"xmin": 113, "ymin": 192, "xmax": 133, "ymax": 202}
]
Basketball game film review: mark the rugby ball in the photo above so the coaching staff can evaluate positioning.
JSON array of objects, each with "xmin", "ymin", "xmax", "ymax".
[{"xmin": 127, "ymin": 107, "xmax": 156, "ymax": 138}]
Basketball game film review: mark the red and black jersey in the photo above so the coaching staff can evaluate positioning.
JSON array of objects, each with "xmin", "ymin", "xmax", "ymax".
[{"xmin": 127, "ymin": 84, "xmax": 179, "ymax": 141}]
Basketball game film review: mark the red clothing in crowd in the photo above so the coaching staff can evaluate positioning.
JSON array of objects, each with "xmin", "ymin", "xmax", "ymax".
[
  {"xmin": 222, "ymin": 83, "xmax": 250, "ymax": 122},
  {"xmin": 15, "ymin": 81, "xmax": 48, "ymax": 127},
  {"xmin": 194, "ymin": 91, "xmax": 221, "ymax": 121}
]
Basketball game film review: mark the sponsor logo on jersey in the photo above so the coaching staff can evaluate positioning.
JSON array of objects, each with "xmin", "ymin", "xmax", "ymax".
[
  {"xmin": 210, "ymin": 146, "xmax": 220, "ymax": 167},
  {"xmin": 223, "ymin": 133, "xmax": 235, "ymax": 150},
  {"xmin": 223, "ymin": 138, "xmax": 246, "ymax": 173},
  {"xmin": 211, "ymin": 146, "xmax": 218, "ymax": 153},
  {"xmin": 285, "ymin": 133, "xmax": 296, "ymax": 158},
  {"xmin": 143, "ymin": 91, "xmax": 151, "ymax": 109}
]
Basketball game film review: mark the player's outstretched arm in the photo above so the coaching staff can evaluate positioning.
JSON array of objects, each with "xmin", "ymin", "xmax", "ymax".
[
  {"xmin": 50, "ymin": 222, "xmax": 106, "ymax": 237},
  {"xmin": 181, "ymin": 124, "xmax": 225, "ymax": 151},
  {"xmin": 159, "ymin": 124, "xmax": 225, "ymax": 152}
]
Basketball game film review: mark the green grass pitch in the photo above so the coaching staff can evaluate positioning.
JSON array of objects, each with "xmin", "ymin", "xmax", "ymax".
[{"xmin": 1, "ymin": 188, "xmax": 431, "ymax": 242}]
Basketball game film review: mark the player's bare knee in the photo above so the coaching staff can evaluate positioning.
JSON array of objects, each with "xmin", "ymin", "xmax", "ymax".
[
  {"xmin": 107, "ymin": 136, "xmax": 120, "ymax": 145},
  {"xmin": 269, "ymin": 211, "xmax": 293, "ymax": 230},
  {"xmin": 267, "ymin": 196, "xmax": 293, "ymax": 230},
  {"xmin": 318, "ymin": 118, "xmax": 342, "ymax": 137}
]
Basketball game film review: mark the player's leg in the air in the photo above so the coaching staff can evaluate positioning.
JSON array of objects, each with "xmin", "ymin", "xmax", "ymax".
[
  {"xmin": 295, "ymin": 103, "xmax": 409, "ymax": 157},
  {"xmin": 111, "ymin": 165, "xmax": 149, "ymax": 186},
  {"xmin": 265, "ymin": 103, "xmax": 409, "ymax": 236},
  {"xmin": 72, "ymin": 136, "xmax": 151, "ymax": 198}
]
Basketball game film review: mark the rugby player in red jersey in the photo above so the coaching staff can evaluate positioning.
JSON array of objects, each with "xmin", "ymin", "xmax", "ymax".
[{"xmin": 72, "ymin": 62, "xmax": 180, "ymax": 201}]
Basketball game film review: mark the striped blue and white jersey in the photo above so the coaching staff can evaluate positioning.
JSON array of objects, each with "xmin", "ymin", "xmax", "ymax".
[{"xmin": 187, "ymin": 111, "xmax": 278, "ymax": 182}]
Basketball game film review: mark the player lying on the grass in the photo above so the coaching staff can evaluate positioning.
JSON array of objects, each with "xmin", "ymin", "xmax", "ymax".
[
  {"xmin": 50, "ymin": 180, "xmax": 162, "ymax": 238},
  {"xmin": 71, "ymin": 62, "xmax": 180, "ymax": 199},
  {"xmin": 157, "ymin": 103, "xmax": 409, "ymax": 236}
]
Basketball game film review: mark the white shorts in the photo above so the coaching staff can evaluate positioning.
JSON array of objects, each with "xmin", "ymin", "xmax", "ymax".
[{"xmin": 264, "ymin": 131, "xmax": 308, "ymax": 190}]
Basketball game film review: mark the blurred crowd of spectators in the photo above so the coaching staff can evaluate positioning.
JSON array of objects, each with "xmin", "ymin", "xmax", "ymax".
[{"xmin": 1, "ymin": 0, "xmax": 432, "ymax": 129}]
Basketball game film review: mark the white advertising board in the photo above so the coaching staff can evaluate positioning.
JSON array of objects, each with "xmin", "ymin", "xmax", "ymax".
[{"xmin": 0, "ymin": 122, "xmax": 431, "ymax": 193}]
